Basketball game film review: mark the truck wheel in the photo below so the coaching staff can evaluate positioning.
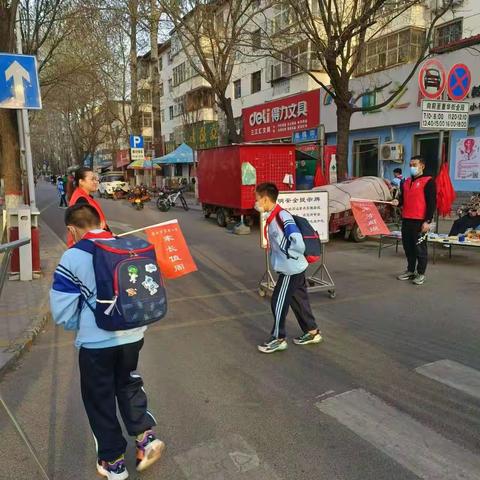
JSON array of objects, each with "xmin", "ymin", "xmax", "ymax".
[
  {"xmin": 216, "ymin": 208, "xmax": 227, "ymax": 227},
  {"xmin": 351, "ymin": 224, "xmax": 366, "ymax": 243}
]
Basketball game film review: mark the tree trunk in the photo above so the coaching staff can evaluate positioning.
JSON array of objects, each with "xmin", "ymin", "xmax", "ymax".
[
  {"xmin": 129, "ymin": 0, "xmax": 140, "ymax": 136},
  {"xmin": 217, "ymin": 95, "xmax": 240, "ymax": 145},
  {"xmin": 0, "ymin": 3, "xmax": 22, "ymax": 208},
  {"xmin": 150, "ymin": 0, "xmax": 163, "ymax": 158},
  {"xmin": 335, "ymin": 102, "xmax": 353, "ymax": 181}
]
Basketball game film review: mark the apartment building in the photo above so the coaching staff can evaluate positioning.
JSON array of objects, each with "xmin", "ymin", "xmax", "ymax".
[{"xmin": 137, "ymin": 0, "xmax": 478, "ymax": 190}]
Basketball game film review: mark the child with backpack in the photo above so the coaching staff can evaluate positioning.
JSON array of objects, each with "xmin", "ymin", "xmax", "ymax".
[
  {"xmin": 50, "ymin": 204, "xmax": 165, "ymax": 479},
  {"xmin": 255, "ymin": 183, "xmax": 323, "ymax": 354}
]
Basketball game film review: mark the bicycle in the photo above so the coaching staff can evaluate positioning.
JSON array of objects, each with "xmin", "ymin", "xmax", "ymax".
[{"xmin": 156, "ymin": 187, "xmax": 189, "ymax": 212}]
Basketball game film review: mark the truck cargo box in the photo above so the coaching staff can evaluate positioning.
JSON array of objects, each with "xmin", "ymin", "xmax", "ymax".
[{"xmin": 198, "ymin": 144, "xmax": 296, "ymax": 225}]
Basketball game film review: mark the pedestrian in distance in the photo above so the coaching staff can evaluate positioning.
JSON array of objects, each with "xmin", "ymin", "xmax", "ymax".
[
  {"xmin": 391, "ymin": 168, "xmax": 404, "ymax": 188},
  {"xmin": 67, "ymin": 167, "xmax": 109, "ymax": 247},
  {"xmin": 57, "ymin": 176, "xmax": 67, "ymax": 207},
  {"xmin": 255, "ymin": 183, "xmax": 322, "ymax": 354},
  {"xmin": 50, "ymin": 204, "xmax": 164, "ymax": 479},
  {"xmin": 396, "ymin": 156, "xmax": 436, "ymax": 285}
]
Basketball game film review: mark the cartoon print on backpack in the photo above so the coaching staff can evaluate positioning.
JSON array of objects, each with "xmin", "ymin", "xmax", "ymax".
[
  {"xmin": 126, "ymin": 288, "xmax": 137, "ymax": 297},
  {"xmin": 142, "ymin": 276, "xmax": 159, "ymax": 296},
  {"xmin": 145, "ymin": 263, "xmax": 157, "ymax": 273},
  {"xmin": 128, "ymin": 265, "xmax": 139, "ymax": 283}
]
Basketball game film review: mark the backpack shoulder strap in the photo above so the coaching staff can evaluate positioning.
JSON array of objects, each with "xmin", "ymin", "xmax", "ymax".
[{"xmin": 71, "ymin": 238, "xmax": 96, "ymax": 254}]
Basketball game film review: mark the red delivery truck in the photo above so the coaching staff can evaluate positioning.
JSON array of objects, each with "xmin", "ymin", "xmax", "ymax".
[{"xmin": 198, "ymin": 144, "xmax": 296, "ymax": 227}]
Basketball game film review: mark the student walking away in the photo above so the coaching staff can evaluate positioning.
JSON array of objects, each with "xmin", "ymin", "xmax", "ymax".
[
  {"xmin": 68, "ymin": 167, "xmax": 109, "ymax": 247},
  {"xmin": 255, "ymin": 183, "xmax": 322, "ymax": 354},
  {"xmin": 391, "ymin": 168, "xmax": 404, "ymax": 188},
  {"xmin": 57, "ymin": 176, "xmax": 67, "ymax": 207},
  {"xmin": 50, "ymin": 204, "xmax": 166, "ymax": 479},
  {"xmin": 397, "ymin": 156, "xmax": 436, "ymax": 285}
]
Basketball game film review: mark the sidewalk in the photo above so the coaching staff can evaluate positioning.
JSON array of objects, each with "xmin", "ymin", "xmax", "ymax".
[{"xmin": 0, "ymin": 219, "xmax": 64, "ymax": 376}]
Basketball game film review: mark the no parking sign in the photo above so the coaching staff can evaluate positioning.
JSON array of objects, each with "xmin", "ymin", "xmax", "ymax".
[{"xmin": 447, "ymin": 63, "xmax": 471, "ymax": 101}]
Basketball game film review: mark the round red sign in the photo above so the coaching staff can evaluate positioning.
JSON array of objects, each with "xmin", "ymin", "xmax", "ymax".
[{"xmin": 418, "ymin": 59, "xmax": 446, "ymax": 100}]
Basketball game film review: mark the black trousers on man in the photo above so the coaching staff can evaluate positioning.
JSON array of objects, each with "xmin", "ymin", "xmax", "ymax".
[
  {"xmin": 401, "ymin": 219, "xmax": 428, "ymax": 275},
  {"xmin": 449, "ymin": 215, "xmax": 479, "ymax": 236},
  {"xmin": 271, "ymin": 271, "xmax": 318, "ymax": 339},
  {"xmin": 79, "ymin": 339, "xmax": 155, "ymax": 462}
]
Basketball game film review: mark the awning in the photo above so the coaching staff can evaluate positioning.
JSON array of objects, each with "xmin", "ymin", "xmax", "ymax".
[
  {"xmin": 127, "ymin": 159, "xmax": 160, "ymax": 169},
  {"xmin": 153, "ymin": 143, "xmax": 194, "ymax": 165}
]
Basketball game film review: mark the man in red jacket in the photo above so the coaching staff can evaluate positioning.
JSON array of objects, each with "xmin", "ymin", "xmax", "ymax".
[{"xmin": 397, "ymin": 156, "xmax": 436, "ymax": 285}]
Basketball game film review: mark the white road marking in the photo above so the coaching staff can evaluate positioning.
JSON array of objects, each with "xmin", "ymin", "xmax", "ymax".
[
  {"xmin": 174, "ymin": 434, "xmax": 280, "ymax": 479},
  {"xmin": 416, "ymin": 359, "xmax": 480, "ymax": 400},
  {"xmin": 316, "ymin": 388, "xmax": 480, "ymax": 480}
]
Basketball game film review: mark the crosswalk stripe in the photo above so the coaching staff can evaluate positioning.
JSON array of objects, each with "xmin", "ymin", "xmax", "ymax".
[
  {"xmin": 316, "ymin": 388, "xmax": 480, "ymax": 480},
  {"xmin": 416, "ymin": 359, "xmax": 480, "ymax": 400}
]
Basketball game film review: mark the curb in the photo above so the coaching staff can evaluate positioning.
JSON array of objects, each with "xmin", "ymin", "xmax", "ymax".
[{"xmin": 0, "ymin": 312, "xmax": 50, "ymax": 379}]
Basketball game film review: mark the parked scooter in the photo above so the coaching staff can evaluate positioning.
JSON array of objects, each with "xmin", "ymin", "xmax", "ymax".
[
  {"xmin": 128, "ymin": 185, "xmax": 151, "ymax": 210},
  {"xmin": 156, "ymin": 187, "xmax": 189, "ymax": 212},
  {"xmin": 112, "ymin": 183, "xmax": 130, "ymax": 200}
]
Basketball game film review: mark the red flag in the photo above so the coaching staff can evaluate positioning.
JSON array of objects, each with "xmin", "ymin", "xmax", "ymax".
[
  {"xmin": 351, "ymin": 200, "xmax": 390, "ymax": 236},
  {"xmin": 313, "ymin": 162, "xmax": 327, "ymax": 187},
  {"xmin": 146, "ymin": 220, "xmax": 197, "ymax": 279},
  {"xmin": 436, "ymin": 162, "xmax": 456, "ymax": 217}
]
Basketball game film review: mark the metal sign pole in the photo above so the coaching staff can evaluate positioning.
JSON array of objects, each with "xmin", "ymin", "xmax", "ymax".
[{"xmin": 15, "ymin": 7, "xmax": 36, "ymax": 209}]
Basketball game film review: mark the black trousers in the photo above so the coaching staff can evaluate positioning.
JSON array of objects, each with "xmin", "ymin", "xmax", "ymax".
[
  {"xmin": 59, "ymin": 193, "xmax": 67, "ymax": 207},
  {"xmin": 79, "ymin": 339, "xmax": 155, "ymax": 462},
  {"xmin": 401, "ymin": 219, "xmax": 428, "ymax": 275},
  {"xmin": 449, "ymin": 215, "xmax": 479, "ymax": 236},
  {"xmin": 271, "ymin": 271, "xmax": 318, "ymax": 339}
]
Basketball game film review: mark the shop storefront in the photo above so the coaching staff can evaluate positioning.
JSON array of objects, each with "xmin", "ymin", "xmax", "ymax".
[
  {"xmin": 322, "ymin": 47, "xmax": 480, "ymax": 192},
  {"xmin": 242, "ymin": 90, "xmax": 321, "ymax": 188}
]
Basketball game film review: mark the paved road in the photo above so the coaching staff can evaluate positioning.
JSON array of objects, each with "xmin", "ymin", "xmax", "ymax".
[{"xmin": 1, "ymin": 182, "xmax": 480, "ymax": 480}]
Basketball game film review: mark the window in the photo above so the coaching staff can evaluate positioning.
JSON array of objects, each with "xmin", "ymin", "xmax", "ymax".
[
  {"xmin": 144, "ymin": 136, "xmax": 152, "ymax": 154},
  {"xmin": 271, "ymin": 3, "xmax": 295, "ymax": 34},
  {"xmin": 251, "ymin": 71, "xmax": 261, "ymax": 93},
  {"xmin": 169, "ymin": 106, "xmax": 174, "ymax": 120},
  {"xmin": 356, "ymin": 27, "xmax": 425, "ymax": 75},
  {"xmin": 159, "ymin": 83, "xmax": 164, "ymax": 97},
  {"xmin": 141, "ymin": 112, "xmax": 152, "ymax": 128},
  {"xmin": 252, "ymin": 29, "xmax": 261, "ymax": 51},
  {"xmin": 168, "ymin": 78, "xmax": 172, "ymax": 92},
  {"xmin": 435, "ymin": 20, "xmax": 462, "ymax": 48},
  {"xmin": 270, "ymin": 40, "xmax": 309, "ymax": 81},
  {"xmin": 138, "ymin": 89, "xmax": 152, "ymax": 104},
  {"xmin": 234, "ymin": 79, "xmax": 242, "ymax": 99},
  {"xmin": 173, "ymin": 62, "xmax": 187, "ymax": 86},
  {"xmin": 174, "ymin": 164, "xmax": 183, "ymax": 177},
  {"xmin": 353, "ymin": 139, "xmax": 379, "ymax": 177}
]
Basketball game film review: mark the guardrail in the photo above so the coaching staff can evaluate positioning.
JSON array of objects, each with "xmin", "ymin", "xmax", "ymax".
[{"xmin": 0, "ymin": 238, "xmax": 30, "ymax": 299}]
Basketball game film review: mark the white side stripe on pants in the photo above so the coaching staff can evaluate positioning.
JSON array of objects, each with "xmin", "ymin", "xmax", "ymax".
[
  {"xmin": 316, "ymin": 388, "xmax": 480, "ymax": 480},
  {"xmin": 274, "ymin": 275, "xmax": 290, "ymax": 338}
]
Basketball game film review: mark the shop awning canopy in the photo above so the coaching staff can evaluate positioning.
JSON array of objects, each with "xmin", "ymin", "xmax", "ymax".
[
  {"xmin": 153, "ymin": 143, "xmax": 194, "ymax": 165},
  {"xmin": 127, "ymin": 159, "xmax": 160, "ymax": 169}
]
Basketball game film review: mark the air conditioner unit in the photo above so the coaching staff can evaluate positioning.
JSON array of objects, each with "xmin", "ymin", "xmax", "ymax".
[{"xmin": 379, "ymin": 143, "xmax": 404, "ymax": 162}]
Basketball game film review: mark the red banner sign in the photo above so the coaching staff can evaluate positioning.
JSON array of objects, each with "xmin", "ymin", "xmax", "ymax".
[
  {"xmin": 350, "ymin": 201, "xmax": 390, "ymax": 236},
  {"xmin": 243, "ymin": 90, "xmax": 320, "ymax": 142},
  {"xmin": 116, "ymin": 149, "xmax": 130, "ymax": 168},
  {"xmin": 146, "ymin": 220, "xmax": 197, "ymax": 279}
]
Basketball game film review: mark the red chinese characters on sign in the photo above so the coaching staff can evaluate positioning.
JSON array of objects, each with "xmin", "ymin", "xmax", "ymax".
[
  {"xmin": 146, "ymin": 220, "xmax": 197, "ymax": 279},
  {"xmin": 242, "ymin": 90, "xmax": 320, "ymax": 142},
  {"xmin": 350, "ymin": 201, "xmax": 390, "ymax": 236},
  {"xmin": 116, "ymin": 149, "xmax": 130, "ymax": 168}
]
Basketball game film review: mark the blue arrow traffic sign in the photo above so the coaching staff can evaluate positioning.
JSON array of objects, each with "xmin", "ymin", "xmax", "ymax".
[{"xmin": 0, "ymin": 53, "xmax": 41, "ymax": 109}]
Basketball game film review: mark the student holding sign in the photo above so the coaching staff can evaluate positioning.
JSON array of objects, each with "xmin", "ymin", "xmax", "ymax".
[
  {"xmin": 255, "ymin": 183, "xmax": 322, "ymax": 354},
  {"xmin": 397, "ymin": 156, "xmax": 436, "ymax": 286}
]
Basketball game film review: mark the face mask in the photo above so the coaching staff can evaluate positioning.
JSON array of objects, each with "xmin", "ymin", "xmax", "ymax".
[
  {"xmin": 410, "ymin": 166, "xmax": 420, "ymax": 177},
  {"xmin": 254, "ymin": 201, "xmax": 264, "ymax": 213}
]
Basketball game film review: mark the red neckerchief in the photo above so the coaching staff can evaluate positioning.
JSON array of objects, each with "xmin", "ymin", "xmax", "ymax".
[
  {"xmin": 264, "ymin": 204, "xmax": 283, "ymax": 249},
  {"xmin": 82, "ymin": 230, "xmax": 114, "ymax": 241}
]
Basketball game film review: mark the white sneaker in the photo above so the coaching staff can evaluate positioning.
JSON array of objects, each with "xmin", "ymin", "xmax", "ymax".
[{"xmin": 97, "ymin": 456, "xmax": 129, "ymax": 479}]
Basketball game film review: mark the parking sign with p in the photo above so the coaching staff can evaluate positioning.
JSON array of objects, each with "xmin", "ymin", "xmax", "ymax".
[{"xmin": 129, "ymin": 135, "xmax": 144, "ymax": 149}]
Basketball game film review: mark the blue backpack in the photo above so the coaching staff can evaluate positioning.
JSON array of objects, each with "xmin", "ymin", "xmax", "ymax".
[{"xmin": 74, "ymin": 236, "xmax": 167, "ymax": 331}]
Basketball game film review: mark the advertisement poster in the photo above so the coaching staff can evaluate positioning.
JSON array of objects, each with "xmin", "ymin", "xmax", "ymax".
[
  {"xmin": 455, "ymin": 137, "xmax": 480, "ymax": 180},
  {"xmin": 242, "ymin": 90, "xmax": 320, "ymax": 142}
]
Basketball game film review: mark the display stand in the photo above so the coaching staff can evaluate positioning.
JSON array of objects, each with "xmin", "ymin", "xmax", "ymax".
[{"xmin": 257, "ymin": 190, "xmax": 335, "ymax": 299}]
